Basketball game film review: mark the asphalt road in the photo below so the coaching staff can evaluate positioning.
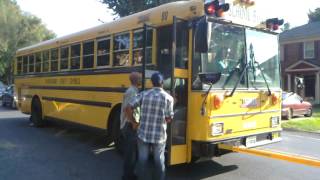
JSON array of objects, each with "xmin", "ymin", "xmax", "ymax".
[{"xmin": 0, "ymin": 106, "xmax": 319, "ymax": 180}]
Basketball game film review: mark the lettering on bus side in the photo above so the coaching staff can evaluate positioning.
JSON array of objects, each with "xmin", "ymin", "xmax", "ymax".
[{"xmin": 45, "ymin": 78, "xmax": 80, "ymax": 85}]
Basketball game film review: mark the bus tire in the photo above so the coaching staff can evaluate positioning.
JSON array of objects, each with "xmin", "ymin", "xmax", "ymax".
[
  {"xmin": 110, "ymin": 108, "xmax": 124, "ymax": 154},
  {"xmin": 113, "ymin": 112, "xmax": 124, "ymax": 154},
  {"xmin": 30, "ymin": 97, "xmax": 45, "ymax": 127}
]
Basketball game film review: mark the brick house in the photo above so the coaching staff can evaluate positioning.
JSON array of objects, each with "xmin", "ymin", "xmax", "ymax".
[{"xmin": 280, "ymin": 22, "xmax": 320, "ymax": 104}]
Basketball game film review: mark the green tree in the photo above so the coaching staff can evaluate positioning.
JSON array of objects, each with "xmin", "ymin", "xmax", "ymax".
[
  {"xmin": 308, "ymin": 8, "xmax": 320, "ymax": 23},
  {"xmin": 101, "ymin": 0, "xmax": 181, "ymax": 17},
  {"xmin": 0, "ymin": 0, "xmax": 55, "ymax": 84}
]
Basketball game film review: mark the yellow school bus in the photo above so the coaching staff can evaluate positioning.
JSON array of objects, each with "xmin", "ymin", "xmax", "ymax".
[{"xmin": 14, "ymin": 0, "xmax": 282, "ymax": 165}]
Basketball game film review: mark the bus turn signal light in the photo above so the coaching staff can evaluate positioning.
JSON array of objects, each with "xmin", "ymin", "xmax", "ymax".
[
  {"xmin": 271, "ymin": 93, "xmax": 278, "ymax": 105},
  {"xmin": 213, "ymin": 94, "xmax": 224, "ymax": 109},
  {"xmin": 205, "ymin": 0, "xmax": 230, "ymax": 17}
]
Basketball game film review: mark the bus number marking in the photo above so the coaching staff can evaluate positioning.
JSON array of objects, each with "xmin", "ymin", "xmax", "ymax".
[{"xmin": 161, "ymin": 11, "xmax": 168, "ymax": 22}]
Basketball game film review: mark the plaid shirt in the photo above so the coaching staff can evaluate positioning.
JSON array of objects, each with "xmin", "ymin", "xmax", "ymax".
[{"xmin": 130, "ymin": 87, "xmax": 174, "ymax": 144}]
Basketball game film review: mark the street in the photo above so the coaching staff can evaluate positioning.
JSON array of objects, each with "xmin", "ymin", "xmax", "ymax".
[{"xmin": 0, "ymin": 106, "xmax": 319, "ymax": 180}]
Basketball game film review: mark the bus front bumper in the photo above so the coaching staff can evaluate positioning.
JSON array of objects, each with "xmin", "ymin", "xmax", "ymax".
[{"xmin": 192, "ymin": 131, "xmax": 281, "ymax": 157}]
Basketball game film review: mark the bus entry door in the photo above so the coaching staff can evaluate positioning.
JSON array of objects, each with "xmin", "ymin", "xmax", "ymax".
[{"xmin": 156, "ymin": 17, "xmax": 189, "ymax": 165}]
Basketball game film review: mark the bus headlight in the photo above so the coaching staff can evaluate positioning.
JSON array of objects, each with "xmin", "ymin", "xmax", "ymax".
[
  {"xmin": 211, "ymin": 122, "xmax": 224, "ymax": 136},
  {"xmin": 270, "ymin": 116, "xmax": 280, "ymax": 128}
]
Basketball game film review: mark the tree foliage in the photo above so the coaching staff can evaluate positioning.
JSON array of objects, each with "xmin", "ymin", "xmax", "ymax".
[
  {"xmin": 101, "ymin": 0, "xmax": 181, "ymax": 17},
  {"xmin": 308, "ymin": 8, "xmax": 320, "ymax": 23},
  {"xmin": 0, "ymin": 0, "xmax": 55, "ymax": 84}
]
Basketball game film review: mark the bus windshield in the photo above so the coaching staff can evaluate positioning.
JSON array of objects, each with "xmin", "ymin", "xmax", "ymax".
[{"xmin": 192, "ymin": 22, "xmax": 280, "ymax": 90}]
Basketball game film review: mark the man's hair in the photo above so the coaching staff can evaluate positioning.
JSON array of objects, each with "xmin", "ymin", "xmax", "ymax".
[
  {"xmin": 129, "ymin": 72, "xmax": 141, "ymax": 85},
  {"xmin": 151, "ymin": 72, "xmax": 163, "ymax": 87}
]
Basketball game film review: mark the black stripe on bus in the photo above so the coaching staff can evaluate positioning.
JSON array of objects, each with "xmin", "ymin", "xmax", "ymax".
[
  {"xmin": 30, "ymin": 86, "xmax": 127, "ymax": 93},
  {"xmin": 14, "ymin": 65, "xmax": 156, "ymax": 79},
  {"xmin": 42, "ymin": 96, "xmax": 112, "ymax": 108}
]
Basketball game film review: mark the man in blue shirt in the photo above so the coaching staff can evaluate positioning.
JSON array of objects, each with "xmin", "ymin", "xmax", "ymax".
[{"xmin": 126, "ymin": 73, "xmax": 174, "ymax": 180}]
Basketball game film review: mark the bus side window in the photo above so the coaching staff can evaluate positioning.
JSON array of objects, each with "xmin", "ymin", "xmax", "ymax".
[
  {"xmin": 133, "ymin": 29, "xmax": 152, "ymax": 65},
  {"xmin": 60, "ymin": 46, "xmax": 69, "ymax": 70},
  {"xmin": 35, "ymin": 52, "xmax": 42, "ymax": 73},
  {"xmin": 50, "ymin": 49, "xmax": 59, "ymax": 72},
  {"xmin": 16, "ymin": 57, "xmax": 22, "ymax": 75},
  {"xmin": 71, "ymin": 44, "xmax": 81, "ymax": 70},
  {"xmin": 22, "ymin": 56, "xmax": 28, "ymax": 74},
  {"xmin": 83, "ymin": 41, "xmax": 94, "ymax": 69},
  {"xmin": 175, "ymin": 22, "xmax": 188, "ymax": 69},
  {"xmin": 113, "ymin": 33, "xmax": 130, "ymax": 66},
  {"xmin": 97, "ymin": 38, "xmax": 110, "ymax": 67},
  {"xmin": 43, "ymin": 50, "xmax": 50, "ymax": 72},
  {"xmin": 28, "ymin": 54, "xmax": 34, "ymax": 73}
]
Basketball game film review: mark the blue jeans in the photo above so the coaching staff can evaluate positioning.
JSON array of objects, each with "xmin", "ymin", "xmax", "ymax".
[
  {"xmin": 137, "ymin": 138, "xmax": 166, "ymax": 180},
  {"xmin": 122, "ymin": 123, "xmax": 137, "ymax": 180}
]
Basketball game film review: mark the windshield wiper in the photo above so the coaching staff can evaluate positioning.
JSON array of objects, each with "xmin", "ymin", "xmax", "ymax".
[
  {"xmin": 226, "ymin": 62, "xmax": 248, "ymax": 97},
  {"xmin": 249, "ymin": 44, "xmax": 271, "ymax": 96}
]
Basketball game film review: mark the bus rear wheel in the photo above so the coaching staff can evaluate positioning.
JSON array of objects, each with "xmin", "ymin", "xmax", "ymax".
[
  {"xmin": 111, "ymin": 110, "xmax": 124, "ymax": 154},
  {"xmin": 30, "ymin": 97, "xmax": 45, "ymax": 127}
]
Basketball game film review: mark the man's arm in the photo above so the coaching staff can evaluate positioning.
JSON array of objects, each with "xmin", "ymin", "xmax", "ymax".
[
  {"xmin": 165, "ymin": 96, "xmax": 174, "ymax": 123},
  {"xmin": 125, "ymin": 105, "xmax": 139, "ymax": 129}
]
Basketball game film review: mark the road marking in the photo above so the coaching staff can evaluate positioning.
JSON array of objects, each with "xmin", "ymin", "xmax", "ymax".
[
  {"xmin": 285, "ymin": 134, "xmax": 320, "ymax": 142},
  {"xmin": 219, "ymin": 144, "xmax": 320, "ymax": 167}
]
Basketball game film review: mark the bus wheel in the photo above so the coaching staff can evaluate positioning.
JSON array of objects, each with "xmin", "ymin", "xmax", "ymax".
[
  {"xmin": 30, "ymin": 97, "xmax": 44, "ymax": 127},
  {"xmin": 111, "ymin": 111, "xmax": 124, "ymax": 154}
]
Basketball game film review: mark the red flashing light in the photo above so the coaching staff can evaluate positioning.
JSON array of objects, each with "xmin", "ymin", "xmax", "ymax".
[
  {"xmin": 205, "ymin": 0, "xmax": 229, "ymax": 17},
  {"xmin": 266, "ymin": 18, "xmax": 284, "ymax": 31},
  {"xmin": 206, "ymin": 4, "xmax": 216, "ymax": 15}
]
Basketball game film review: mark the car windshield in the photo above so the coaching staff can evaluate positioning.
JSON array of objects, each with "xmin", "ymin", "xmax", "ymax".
[{"xmin": 192, "ymin": 22, "xmax": 281, "ymax": 91}]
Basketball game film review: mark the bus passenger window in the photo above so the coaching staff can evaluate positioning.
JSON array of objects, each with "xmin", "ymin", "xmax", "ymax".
[
  {"xmin": 97, "ymin": 38, "xmax": 110, "ymax": 67},
  {"xmin": 50, "ymin": 49, "xmax": 58, "ymax": 72},
  {"xmin": 60, "ymin": 47, "xmax": 69, "ymax": 70},
  {"xmin": 83, "ymin": 41, "xmax": 94, "ymax": 69},
  {"xmin": 71, "ymin": 44, "xmax": 81, "ymax": 70},
  {"xmin": 43, "ymin": 51, "xmax": 50, "ymax": 72},
  {"xmin": 133, "ymin": 29, "xmax": 152, "ymax": 65},
  {"xmin": 22, "ymin": 56, "xmax": 28, "ymax": 74},
  {"xmin": 28, "ymin": 55, "xmax": 34, "ymax": 73},
  {"xmin": 35, "ymin": 53, "xmax": 42, "ymax": 73},
  {"xmin": 16, "ymin": 57, "xmax": 22, "ymax": 75},
  {"xmin": 113, "ymin": 33, "xmax": 130, "ymax": 66}
]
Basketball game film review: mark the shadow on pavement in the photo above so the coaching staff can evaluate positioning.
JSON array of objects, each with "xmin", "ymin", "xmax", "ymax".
[{"xmin": 168, "ymin": 160, "xmax": 238, "ymax": 180}]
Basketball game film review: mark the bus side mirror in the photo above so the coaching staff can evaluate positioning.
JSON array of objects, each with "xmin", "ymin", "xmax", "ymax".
[
  {"xmin": 194, "ymin": 17, "xmax": 208, "ymax": 53},
  {"xmin": 198, "ymin": 72, "xmax": 221, "ymax": 84}
]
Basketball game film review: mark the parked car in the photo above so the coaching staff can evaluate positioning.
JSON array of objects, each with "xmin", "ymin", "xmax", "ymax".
[
  {"xmin": 282, "ymin": 92, "xmax": 312, "ymax": 120},
  {"xmin": 0, "ymin": 81, "xmax": 6, "ymax": 100},
  {"xmin": 2, "ymin": 85, "xmax": 17, "ymax": 109}
]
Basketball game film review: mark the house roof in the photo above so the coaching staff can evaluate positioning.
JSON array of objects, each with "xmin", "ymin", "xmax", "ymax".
[{"xmin": 279, "ymin": 21, "xmax": 320, "ymax": 43}]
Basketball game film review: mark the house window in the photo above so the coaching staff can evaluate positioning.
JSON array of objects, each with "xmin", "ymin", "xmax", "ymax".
[{"xmin": 304, "ymin": 41, "xmax": 314, "ymax": 59}]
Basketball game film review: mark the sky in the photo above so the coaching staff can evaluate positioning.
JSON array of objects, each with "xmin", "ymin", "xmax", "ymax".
[{"xmin": 16, "ymin": 0, "xmax": 320, "ymax": 37}]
